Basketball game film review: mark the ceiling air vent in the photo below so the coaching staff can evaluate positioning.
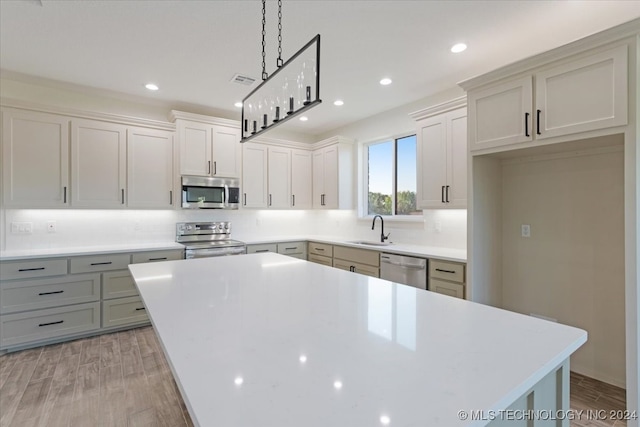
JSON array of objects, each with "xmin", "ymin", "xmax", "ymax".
[{"xmin": 230, "ymin": 74, "xmax": 256, "ymax": 86}]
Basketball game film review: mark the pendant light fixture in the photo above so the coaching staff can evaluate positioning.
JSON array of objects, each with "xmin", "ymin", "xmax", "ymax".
[{"xmin": 240, "ymin": 0, "xmax": 321, "ymax": 143}]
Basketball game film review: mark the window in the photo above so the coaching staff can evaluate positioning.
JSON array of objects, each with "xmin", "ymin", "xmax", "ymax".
[{"xmin": 365, "ymin": 135, "xmax": 420, "ymax": 216}]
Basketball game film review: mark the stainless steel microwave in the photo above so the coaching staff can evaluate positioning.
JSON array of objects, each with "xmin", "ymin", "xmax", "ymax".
[{"xmin": 181, "ymin": 176, "xmax": 240, "ymax": 209}]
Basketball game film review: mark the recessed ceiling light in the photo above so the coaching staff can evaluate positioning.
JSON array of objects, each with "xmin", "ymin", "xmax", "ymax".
[
  {"xmin": 380, "ymin": 415, "xmax": 391, "ymax": 425},
  {"xmin": 333, "ymin": 100, "xmax": 344, "ymax": 106},
  {"xmin": 299, "ymin": 116, "xmax": 309, "ymax": 121},
  {"xmin": 145, "ymin": 83, "xmax": 159, "ymax": 91},
  {"xmin": 234, "ymin": 102, "xmax": 243, "ymax": 108},
  {"xmin": 379, "ymin": 78, "xmax": 392, "ymax": 86},
  {"xmin": 450, "ymin": 43, "xmax": 467, "ymax": 53}
]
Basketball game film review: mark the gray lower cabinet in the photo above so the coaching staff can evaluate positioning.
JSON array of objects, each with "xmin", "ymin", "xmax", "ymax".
[
  {"xmin": 0, "ymin": 248, "xmax": 182, "ymax": 350},
  {"xmin": 277, "ymin": 242, "xmax": 307, "ymax": 260},
  {"xmin": 247, "ymin": 243, "xmax": 278, "ymax": 254}
]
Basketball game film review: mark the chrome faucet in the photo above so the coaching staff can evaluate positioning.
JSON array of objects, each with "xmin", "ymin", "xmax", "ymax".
[{"xmin": 371, "ymin": 215, "xmax": 390, "ymax": 243}]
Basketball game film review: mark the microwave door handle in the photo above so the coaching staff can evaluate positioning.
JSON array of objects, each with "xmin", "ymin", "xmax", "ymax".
[{"xmin": 224, "ymin": 185, "xmax": 229, "ymax": 207}]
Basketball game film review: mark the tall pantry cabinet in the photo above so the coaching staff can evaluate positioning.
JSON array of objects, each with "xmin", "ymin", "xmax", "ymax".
[{"xmin": 459, "ymin": 19, "xmax": 639, "ymax": 422}]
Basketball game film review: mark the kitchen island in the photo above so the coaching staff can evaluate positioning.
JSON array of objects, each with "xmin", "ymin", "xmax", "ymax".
[{"xmin": 129, "ymin": 253, "xmax": 586, "ymax": 427}]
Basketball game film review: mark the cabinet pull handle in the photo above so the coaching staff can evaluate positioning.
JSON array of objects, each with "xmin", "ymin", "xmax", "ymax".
[
  {"xmin": 525, "ymin": 112, "xmax": 530, "ymax": 137},
  {"xmin": 441, "ymin": 186, "xmax": 445, "ymax": 203},
  {"xmin": 38, "ymin": 290, "xmax": 64, "ymax": 296},
  {"xmin": 445, "ymin": 185, "xmax": 450, "ymax": 203},
  {"xmin": 435, "ymin": 268, "xmax": 456, "ymax": 274},
  {"xmin": 135, "ymin": 307, "xmax": 146, "ymax": 311},
  {"xmin": 63, "ymin": 186, "xmax": 67, "ymax": 203},
  {"xmin": 148, "ymin": 257, "xmax": 167, "ymax": 261},
  {"xmin": 292, "ymin": 194, "xmax": 295, "ymax": 206},
  {"xmin": 39, "ymin": 320, "xmax": 63, "ymax": 327},
  {"xmin": 536, "ymin": 109, "xmax": 542, "ymax": 135},
  {"xmin": 321, "ymin": 194, "xmax": 325, "ymax": 206},
  {"xmin": 243, "ymin": 193, "xmax": 247, "ymax": 206},
  {"xmin": 213, "ymin": 161, "xmax": 217, "ymax": 175},
  {"xmin": 255, "ymin": 249, "xmax": 270, "ymax": 253},
  {"xmin": 121, "ymin": 189, "xmax": 125, "ymax": 204},
  {"xmin": 18, "ymin": 267, "xmax": 45, "ymax": 272},
  {"xmin": 90, "ymin": 261, "xmax": 112, "ymax": 266},
  {"xmin": 315, "ymin": 248, "xmax": 324, "ymax": 252},
  {"xmin": 285, "ymin": 247, "xmax": 297, "ymax": 250},
  {"xmin": 169, "ymin": 190, "xmax": 173, "ymax": 205},
  {"xmin": 208, "ymin": 160, "xmax": 212, "ymax": 174},
  {"xmin": 269, "ymin": 194, "xmax": 272, "ymax": 206}
]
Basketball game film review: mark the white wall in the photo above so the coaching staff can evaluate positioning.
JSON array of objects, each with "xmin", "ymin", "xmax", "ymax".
[{"xmin": 501, "ymin": 147, "xmax": 625, "ymax": 387}]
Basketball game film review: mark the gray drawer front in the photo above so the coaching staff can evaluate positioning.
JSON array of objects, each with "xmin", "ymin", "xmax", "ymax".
[
  {"xmin": 0, "ymin": 302, "xmax": 101, "ymax": 348},
  {"xmin": 102, "ymin": 296, "xmax": 148, "ymax": 328},
  {"xmin": 102, "ymin": 270, "xmax": 137, "ymax": 300},
  {"xmin": 247, "ymin": 244, "xmax": 277, "ymax": 254},
  {"xmin": 277, "ymin": 242, "xmax": 306, "ymax": 255},
  {"xmin": 0, "ymin": 259, "xmax": 68, "ymax": 281},
  {"xmin": 308, "ymin": 242, "xmax": 333, "ymax": 257},
  {"xmin": 429, "ymin": 260, "xmax": 465, "ymax": 283},
  {"xmin": 131, "ymin": 250, "xmax": 184, "ymax": 264},
  {"xmin": 70, "ymin": 254, "xmax": 131, "ymax": 274},
  {"xmin": 1, "ymin": 273, "xmax": 100, "ymax": 314}
]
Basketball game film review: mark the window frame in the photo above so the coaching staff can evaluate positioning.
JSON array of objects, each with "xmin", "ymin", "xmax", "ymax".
[{"xmin": 360, "ymin": 132, "xmax": 421, "ymax": 221}]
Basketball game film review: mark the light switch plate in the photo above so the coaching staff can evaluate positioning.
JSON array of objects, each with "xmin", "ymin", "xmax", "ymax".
[{"xmin": 521, "ymin": 224, "xmax": 531, "ymax": 238}]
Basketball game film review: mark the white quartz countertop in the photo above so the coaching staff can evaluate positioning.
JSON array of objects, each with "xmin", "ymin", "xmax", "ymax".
[
  {"xmin": 129, "ymin": 253, "xmax": 586, "ymax": 427},
  {"xmin": 0, "ymin": 242, "xmax": 185, "ymax": 261}
]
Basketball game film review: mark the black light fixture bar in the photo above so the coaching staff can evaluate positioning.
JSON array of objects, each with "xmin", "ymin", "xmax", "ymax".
[{"xmin": 241, "ymin": 34, "xmax": 321, "ymax": 143}]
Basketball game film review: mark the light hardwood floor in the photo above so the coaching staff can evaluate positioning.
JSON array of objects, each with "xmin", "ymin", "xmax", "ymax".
[{"xmin": 0, "ymin": 326, "xmax": 629, "ymax": 427}]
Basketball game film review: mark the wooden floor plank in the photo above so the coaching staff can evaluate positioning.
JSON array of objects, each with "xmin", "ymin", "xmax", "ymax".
[
  {"xmin": 9, "ymin": 377, "xmax": 53, "ymax": 426},
  {"xmin": 0, "ymin": 348, "xmax": 42, "ymax": 426},
  {"xmin": 73, "ymin": 361, "xmax": 99, "ymax": 400},
  {"xmin": 78, "ymin": 336, "xmax": 100, "ymax": 365},
  {"xmin": 30, "ymin": 344, "xmax": 63, "ymax": 381},
  {"xmin": 100, "ymin": 339, "xmax": 121, "ymax": 368}
]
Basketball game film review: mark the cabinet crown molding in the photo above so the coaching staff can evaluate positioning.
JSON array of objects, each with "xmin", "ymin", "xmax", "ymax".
[
  {"xmin": 458, "ymin": 18, "xmax": 639, "ymax": 91},
  {"xmin": 408, "ymin": 96, "xmax": 467, "ymax": 121},
  {"xmin": 1, "ymin": 98, "xmax": 175, "ymax": 131},
  {"xmin": 312, "ymin": 135, "xmax": 355, "ymax": 150},
  {"xmin": 169, "ymin": 110, "xmax": 240, "ymax": 128}
]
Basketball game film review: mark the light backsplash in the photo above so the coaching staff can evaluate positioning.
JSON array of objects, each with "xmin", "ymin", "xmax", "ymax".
[{"xmin": 1, "ymin": 208, "xmax": 466, "ymax": 252}]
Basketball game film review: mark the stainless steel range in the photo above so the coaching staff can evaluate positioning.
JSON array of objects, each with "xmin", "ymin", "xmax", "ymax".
[{"xmin": 176, "ymin": 222, "xmax": 246, "ymax": 259}]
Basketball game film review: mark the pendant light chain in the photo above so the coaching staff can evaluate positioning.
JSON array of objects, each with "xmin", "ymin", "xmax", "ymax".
[
  {"xmin": 261, "ymin": 0, "xmax": 268, "ymax": 81},
  {"xmin": 277, "ymin": 0, "xmax": 283, "ymax": 68}
]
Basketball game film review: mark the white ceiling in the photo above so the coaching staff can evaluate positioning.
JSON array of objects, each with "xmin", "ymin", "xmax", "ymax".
[{"xmin": 1, "ymin": 1, "xmax": 639, "ymax": 137}]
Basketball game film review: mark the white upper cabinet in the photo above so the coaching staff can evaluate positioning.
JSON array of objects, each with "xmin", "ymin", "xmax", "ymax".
[
  {"xmin": 71, "ymin": 119, "xmax": 127, "ymax": 208},
  {"xmin": 312, "ymin": 140, "xmax": 352, "ymax": 210},
  {"xmin": 2, "ymin": 108, "xmax": 70, "ymax": 208},
  {"xmin": 466, "ymin": 44, "xmax": 628, "ymax": 153},
  {"xmin": 177, "ymin": 115, "xmax": 241, "ymax": 178},
  {"xmin": 267, "ymin": 146, "xmax": 291, "ymax": 209},
  {"xmin": 415, "ymin": 106, "xmax": 467, "ymax": 209},
  {"xmin": 211, "ymin": 126, "xmax": 241, "ymax": 178},
  {"xmin": 242, "ymin": 142, "xmax": 268, "ymax": 208},
  {"xmin": 127, "ymin": 127, "xmax": 174, "ymax": 208},
  {"xmin": 291, "ymin": 149, "xmax": 312, "ymax": 209}
]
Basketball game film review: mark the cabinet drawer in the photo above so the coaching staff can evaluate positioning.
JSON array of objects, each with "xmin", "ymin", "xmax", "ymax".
[
  {"xmin": 103, "ymin": 270, "xmax": 137, "ymax": 300},
  {"xmin": 333, "ymin": 246, "xmax": 379, "ymax": 267},
  {"xmin": 277, "ymin": 242, "xmax": 306, "ymax": 255},
  {"xmin": 0, "ymin": 302, "xmax": 100, "ymax": 348},
  {"xmin": 308, "ymin": 242, "xmax": 333, "ymax": 257},
  {"xmin": 429, "ymin": 278, "xmax": 465, "ymax": 299},
  {"xmin": 131, "ymin": 249, "xmax": 183, "ymax": 264},
  {"xmin": 70, "ymin": 254, "xmax": 131, "ymax": 274},
  {"xmin": 102, "ymin": 296, "xmax": 148, "ymax": 328},
  {"xmin": 1, "ymin": 274, "xmax": 100, "ymax": 314},
  {"xmin": 429, "ymin": 260, "xmax": 465, "ymax": 283},
  {"xmin": 247, "ymin": 244, "xmax": 277, "ymax": 254},
  {"xmin": 308, "ymin": 254, "xmax": 332, "ymax": 266},
  {"xmin": 333, "ymin": 259, "xmax": 379, "ymax": 278},
  {"xmin": 0, "ymin": 259, "xmax": 68, "ymax": 281}
]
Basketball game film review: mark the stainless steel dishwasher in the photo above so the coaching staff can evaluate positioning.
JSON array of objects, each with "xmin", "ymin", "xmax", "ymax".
[{"xmin": 380, "ymin": 253, "xmax": 427, "ymax": 290}]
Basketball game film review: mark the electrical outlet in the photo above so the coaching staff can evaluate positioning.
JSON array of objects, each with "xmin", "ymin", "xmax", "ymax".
[
  {"xmin": 47, "ymin": 221, "xmax": 56, "ymax": 233},
  {"xmin": 434, "ymin": 221, "xmax": 442, "ymax": 233},
  {"xmin": 10, "ymin": 222, "xmax": 33, "ymax": 234},
  {"xmin": 521, "ymin": 224, "xmax": 531, "ymax": 238}
]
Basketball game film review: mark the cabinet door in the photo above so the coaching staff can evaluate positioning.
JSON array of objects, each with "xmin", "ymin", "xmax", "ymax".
[
  {"xmin": 211, "ymin": 125, "xmax": 241, "ymax": 178},
  {"xmin": 2, "ymin": 109, "xmax": 70, "ymax": 207},
  {"xmin": 323, "ymin": 146, "xmax": 339, "ymax": 208},
  {"xmin": 179, "ymin": 121, "xmax": 211, "ymax": 176},
  {"xmin": 291, "ymin": 149, "xmax": 312, "ymax": 209},
  {"xmin": 267, "ymin": 147, "xmax": 292, "ymax": 208},
  {"xmin": 535, "ymin": 45, "xmax": 627, "ymax": 140},
  {"xmin": 242, "ymin": 143, "xmax": 268, "ymax": 208},
  {"xmin": 127, "ymin": 127, "xmax": 174, "ymax": 208},
  {"xmin": 71, "ymin": 119, "xmax": 127, "ymax": 207},
  {"xmin": 312, "ymin": 150, "xmax": 325, "ymax": 208},
  {"xmin": 446, "ymin": 109, "xmax": 467, "ymax": 207},
  {"xmin": 417, "ymin": 116, "xmax": 447, "ymax": 208},
  {"xmin": 468, "ymin": 76, "xmax": 533, "ymax": 151}
]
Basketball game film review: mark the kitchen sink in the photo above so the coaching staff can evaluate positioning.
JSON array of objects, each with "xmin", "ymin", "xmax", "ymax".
[{"xmin": 347, "ymin": 240, "xmax": 392, "ymax": 247}]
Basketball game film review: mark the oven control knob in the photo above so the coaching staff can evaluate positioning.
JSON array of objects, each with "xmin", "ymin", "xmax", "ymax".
[
  {"xmin": 186, "ymin": 225, "xmax": 192, "ymax": 230},
  {"xmin": 225, "ymin": 224, "xmax": 230, "ymax": 230},
  {"xmin": 218, "ymin": 224, "xmax": 224, "ymax": 229}
]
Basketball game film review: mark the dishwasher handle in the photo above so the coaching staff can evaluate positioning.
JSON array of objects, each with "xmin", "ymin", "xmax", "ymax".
[{"xmin": 380, "ymin": 255, "xmax": 426, "ymax": 269}]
